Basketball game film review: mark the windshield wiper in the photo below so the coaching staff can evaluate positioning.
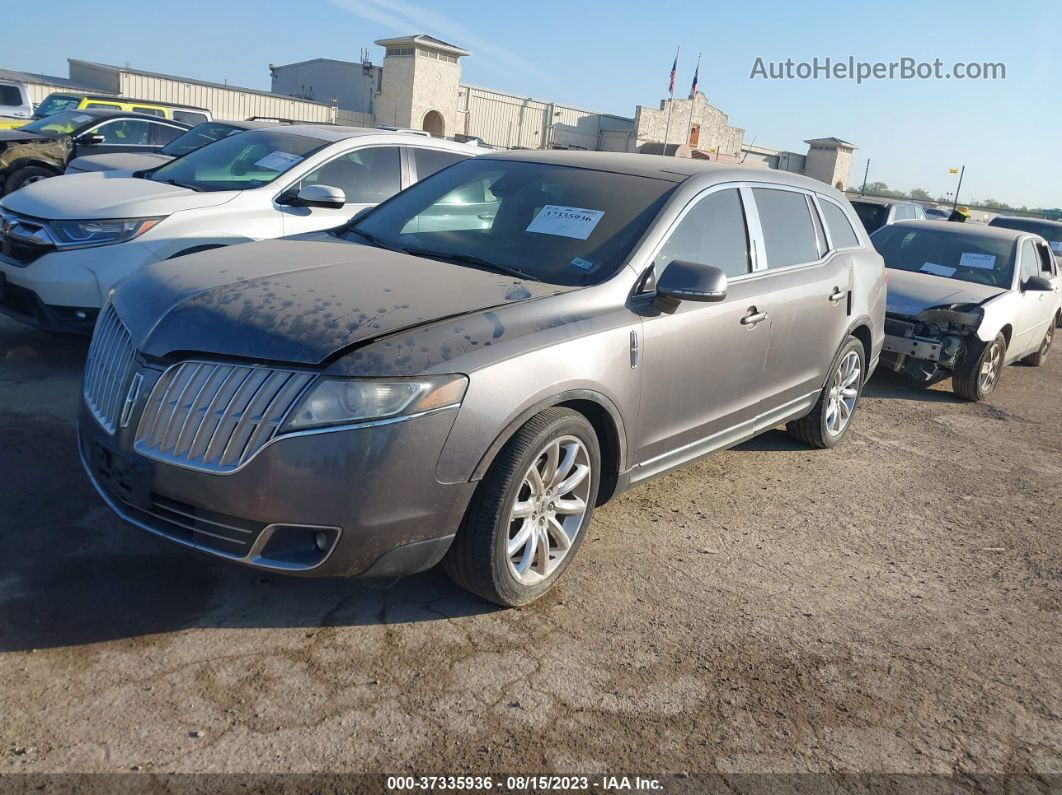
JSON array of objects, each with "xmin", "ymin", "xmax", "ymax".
[
  {"xmin": 401, "ymin": 247, "xmax": 541, "ymax": 282},
  {"xmin": 347, "ymin": 227, "xmax": 405, "ymax": 252},
  {"xmin": 160, "ymin": 178, "xmax": 202, "ymax": 192}
]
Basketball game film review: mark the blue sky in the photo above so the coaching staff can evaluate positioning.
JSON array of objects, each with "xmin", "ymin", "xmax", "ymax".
[{"xmin": 8, "ymin": 0, "xmax": 1058, "ymax": 208}]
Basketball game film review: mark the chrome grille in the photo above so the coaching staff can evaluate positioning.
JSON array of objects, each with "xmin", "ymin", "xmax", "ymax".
[
  {"xmin": 83, "ymin": 306, "xmax": 138, "ymax": 434},
  {"xmin": 134, "ymin": 361, "xmax": 315, "ymax": 473}
]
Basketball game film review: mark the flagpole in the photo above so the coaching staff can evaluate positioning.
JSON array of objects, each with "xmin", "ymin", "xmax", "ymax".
[
  {"xmin": 662, "ymin": 46, "xmax": 679, "ymax": 153},
  {"xmin": 684, "ymin": 52, "xmax": 700, "ymax": 150}
]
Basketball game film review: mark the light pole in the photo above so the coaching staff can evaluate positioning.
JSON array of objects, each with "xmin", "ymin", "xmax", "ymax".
[{"xmin": 950, "ymin": 165, "xmax": 966, "ymax": 210}]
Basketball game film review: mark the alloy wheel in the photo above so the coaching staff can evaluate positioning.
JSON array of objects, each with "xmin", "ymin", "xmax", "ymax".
[
  {"xmin": 506, "ymin": 435, "xmax": 591, "ymax": 585},
  {"xmin": 978, "ymin": 341, "xmax": 1004, "ymax": 392},
  {"xmin": 824, "ymin": 351, "xmax": 861, "ymax": 436},
  {"xmin": 1040, "ymin": 325, "xmax": 1054, "ymax": 359}
]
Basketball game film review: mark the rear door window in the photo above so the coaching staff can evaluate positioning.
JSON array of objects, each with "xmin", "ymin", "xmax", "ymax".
[
  {"xmin": 821, "ymin": 201, "xmax": 861, "ymax": 249},
  {"xmin": 149, "ymin": 123, "xmax": 185, "ymax": 146},
  {"xmin": 752, "ymin": 188, "xmax": 821, "ymax": 268},
  {"xmin": 0, "ymin": 85, "xmax": 23, "ymax": 107}
]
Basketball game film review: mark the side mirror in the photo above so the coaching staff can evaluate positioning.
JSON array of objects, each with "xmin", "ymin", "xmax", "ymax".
[
  {"xmin": 76, "ymin": 133, "xmax": 106, "ymax": 146},
  {"xmin": 655, "ymin": 260, "xmax": 728, "ymax": 307},
  {"xmin": 297, "ymin": 184, "xmax": 345, "ymax": 209},
  {"xmin": 1023, "ymin": 275, "xmax": 1054, "ymax": 292}
]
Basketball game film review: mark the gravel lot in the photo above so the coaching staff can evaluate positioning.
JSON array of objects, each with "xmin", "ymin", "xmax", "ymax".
[{"xmin": 1, "ymin": 312, "xmax": 1059, "ymax": 777}]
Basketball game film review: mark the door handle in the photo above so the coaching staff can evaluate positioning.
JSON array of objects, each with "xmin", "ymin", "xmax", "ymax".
[
  {"xmin": 741, "ymin": 310, "xmax": 768, "ymax": 326},
  {"xmin": 829, "ymin": 288, "xmax": 847, "ymax": 303},
  {"xmin": 477, "ymin": 212, "xmax": 496, "ymax": 221}
]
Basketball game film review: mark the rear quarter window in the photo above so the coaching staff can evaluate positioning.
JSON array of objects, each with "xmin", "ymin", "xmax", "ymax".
[
  {"xmin": 821, "ymin": 200, "xmax": 862, "ymax": 249},
  {"xmin": 753, "ymin": 188, "xmax": 821, "ymax": 268},
  {"xmin": 173, "ymin": 110, "xmax": 209, "ymax": 125}
]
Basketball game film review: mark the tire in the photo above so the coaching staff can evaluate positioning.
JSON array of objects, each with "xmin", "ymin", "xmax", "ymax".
[
  {"xmin": 952, "ymin": 333, "xmax": 1006, "ymax": 401},
  {"xmin": 4, "ymin": 166, "xmax": 55, "ymax": 195},
  {"xmin": 443, "ymin": 407, "xmax": 601, "ymax": 607},
  {"xmin": 786, "ymin": 336, "xmax": 865, "ymax": 449},
  {"xmin": 1021, "ymin": 321, "xmax": 1054, "ymax": 367}
]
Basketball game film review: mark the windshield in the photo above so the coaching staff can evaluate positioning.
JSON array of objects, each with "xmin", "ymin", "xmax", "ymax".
[
  {"xmin": 346, "ymin": 159, "xmax": 676, "ymax": 286},
  {"xmin": 851, "ymin": 201, "xmax": 889, "ymax": 233},
  {"xmin": 21, "ymin": 110, "xmax": 96, "ymax": 136},
  {"xmin": 149, "ymin": 129, "xmax": 326, "ymax": 192},
  {"xmin": 33, "ymin": 94, "xmax": 80, "ymax": 119},
  {"xmin": 160, "ymin": 122, "xmax": 245, "ymax": 158},
  {"xmin": 990, "ymin": 217, "xmax": 1062, "ymax": 249},
  {"xmin": 871, "ymin": 225, "xmax": 1016, "ymax": 288}
]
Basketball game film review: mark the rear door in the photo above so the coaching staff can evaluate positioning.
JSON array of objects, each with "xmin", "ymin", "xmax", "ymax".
[
  {"xmin": 634, "ymin": 185, "xmax": 774, "ymax": 467},
  {"xmin": 747, "ymin": 186, "xmax": 854, "ymax": 415},
  {"xmin": 1012, "ymin": 238, "xmax": 1057, "ymax": 356},
  {"xmin": 279, "ymin": 144, "xmax": 404, "ymax": 235}
]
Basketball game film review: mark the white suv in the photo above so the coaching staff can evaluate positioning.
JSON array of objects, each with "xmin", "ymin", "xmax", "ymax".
[{"xmin": 0, "ymin": 126, "xmax": 482, "ymax": 332}]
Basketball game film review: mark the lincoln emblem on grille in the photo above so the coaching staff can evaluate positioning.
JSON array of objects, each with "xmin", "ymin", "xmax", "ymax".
[{"xmin": 119, "ymin": 372, "xmax": 144, "ymax": 429}]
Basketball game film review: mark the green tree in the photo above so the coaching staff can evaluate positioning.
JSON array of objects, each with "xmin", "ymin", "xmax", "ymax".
[{"xmin": 909, "ymin": 188, "xmax": 932, "ymax": 201}]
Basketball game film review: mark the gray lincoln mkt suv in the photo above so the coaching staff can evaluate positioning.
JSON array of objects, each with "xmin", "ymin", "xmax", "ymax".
[{"xmin": 78, "ymin": 151, "xmax": 885, "ymax": 606}]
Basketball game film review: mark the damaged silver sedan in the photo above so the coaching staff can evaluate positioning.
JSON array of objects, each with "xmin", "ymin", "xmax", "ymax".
[{"xmin": 872, "ymin": 221, "xmax": 1061, "ymax": 400}]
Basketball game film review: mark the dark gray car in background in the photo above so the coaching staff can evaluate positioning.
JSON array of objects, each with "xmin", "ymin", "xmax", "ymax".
[{"xmin": 78, "ymin": 151, "xmax": 885, "ymax": 606}]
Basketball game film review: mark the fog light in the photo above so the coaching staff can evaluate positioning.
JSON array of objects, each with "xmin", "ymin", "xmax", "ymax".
[{"xmin": 314, "ymin": 532, "xmax": 330, "ymax": 552}]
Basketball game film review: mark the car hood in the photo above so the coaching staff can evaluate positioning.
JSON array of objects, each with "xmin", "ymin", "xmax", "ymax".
[
  {"xmin": 0, "ymin": 129, "xmax": 50, "ymax": 144},
  {"xmin": 0, "ymin": 173, "xmax": 236, "ymax": 218},
  {"xmin": 67, "ymin": 152, "xmax": 173, "ymax": 174},
  {"xmin": 885, "ymin": 268, "xmax": 1006, "ymax": 316},
  {"xmin": 115, "ymin": 238, "xmax": 573, "ymax": 365}
]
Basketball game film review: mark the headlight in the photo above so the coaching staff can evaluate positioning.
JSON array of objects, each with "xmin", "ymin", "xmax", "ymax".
[
  {"xmin": 49, "ymin": 217, "xmax": 163, "ymax": 249},
  {"xmin": 283, "ymin": 375, "xmax": 468, "ymax": 431}
]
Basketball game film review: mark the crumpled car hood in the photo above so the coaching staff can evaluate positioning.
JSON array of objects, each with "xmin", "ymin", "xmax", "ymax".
[
  {"xmin": 115, "ymin": 237, "xmax": 572, "ymax": 364},
  {"xmin": 886, "ymin": 268, "xmax": 1005, "ymax": 317}
]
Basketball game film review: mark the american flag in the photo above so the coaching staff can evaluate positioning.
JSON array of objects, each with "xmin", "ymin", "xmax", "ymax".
[{"xmin": 668, "ymin": 53, "xmax": 678, "ymax": 95}]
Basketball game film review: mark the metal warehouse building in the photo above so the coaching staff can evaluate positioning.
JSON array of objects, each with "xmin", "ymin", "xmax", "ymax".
[{"xmin": 66, "ymin": 60, "xmax": 338, "ymax": 123}]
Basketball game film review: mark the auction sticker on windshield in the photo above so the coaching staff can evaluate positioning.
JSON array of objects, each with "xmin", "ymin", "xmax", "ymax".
[
  {"xmin": 254, "ymin": 151, "xmax": 304, "ymax": 172},
  {"xmin": 921, "ymin": 262, "xmax": 957, "ymax": 277},
  {"xmin": 526, "ymin": 205, "xmax": 604, "ymax": 240},
  {"xmin": 959, "ymin": 252, "xmax": 996, "ymax": 269}
]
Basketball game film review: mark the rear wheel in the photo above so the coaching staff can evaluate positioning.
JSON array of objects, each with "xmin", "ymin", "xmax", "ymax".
[
  {"xmin": 1021, "ymin": 322, "xmax": 1054, "ymax": 367},
  {"xmin": 4, "ymin": 165, "xmax": 55, "ymax": 195},
  {"xmin": 953, "ymin": 333, "xmax": 1006, "ymax": 401},
  {"xmin": 444, "ymin": 408, "xmax": 600, "ymax": 607},
  {"xmin": 786, "ymin": 336, "xmax": 865, "ymax": 449}
]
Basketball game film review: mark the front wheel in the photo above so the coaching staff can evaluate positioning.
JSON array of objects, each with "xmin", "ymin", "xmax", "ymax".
[
  {"xmin": 444, "ymin": 408, "xmax": 600, "ymax": 607},
  {"xmin": 786, "ymin": 336, "xmax": 865, "ymax": 449},
  {"xmin": 4, "ymin": 165, "xmax": 55, "ymax": 195},
  {"xmin": 953, "ymin": 333, "xmax": 1006, "ymax": 401}
]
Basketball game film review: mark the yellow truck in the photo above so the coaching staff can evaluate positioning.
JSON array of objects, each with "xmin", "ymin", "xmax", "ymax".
[{"xmin": 0, "ymin": 91, "xmax": 211, "ymax": 130}]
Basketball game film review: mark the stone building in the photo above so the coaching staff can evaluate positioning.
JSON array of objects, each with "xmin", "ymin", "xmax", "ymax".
[
  {"xmin": 372, "ymin": 34, "xmax": 468, "ymax": 137},
  {"xmin": 802, "ymin": 137, "xmax": 857, "ymax": 190},
  {"xmin": 632, "ymin": 92, "xmax": 744, "ymax": 157}
]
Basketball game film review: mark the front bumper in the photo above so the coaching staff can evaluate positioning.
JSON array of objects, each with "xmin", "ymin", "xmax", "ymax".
[
  {"xmin": 78, "ymin": 399, "xmax": 476, "ymax": 577},
  {"xmin": 0, "ymin": 239, "xmax": 159, "ymax": 315}
]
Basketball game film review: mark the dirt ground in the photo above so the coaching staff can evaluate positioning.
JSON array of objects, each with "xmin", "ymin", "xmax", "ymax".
[{"xmin": 0, "ymin": 312, "xmax": 1059, "ymax": 779}]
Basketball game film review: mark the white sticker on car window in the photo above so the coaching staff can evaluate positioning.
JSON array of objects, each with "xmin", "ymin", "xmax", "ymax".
[
  {"xmin": 570, "ymin": 257, "xmax": 595, "ymax": 270},
  {"xmin": 1051, "ymin": 241, "xmax": 1062, "ymax": 253},
  {"xmin": 921, "ymin": 262, "xmax": 956, "ymax": 277},
  {"xmin": 959, "ymin": 252, "xmax": 996, "ymax": 269},
  {"xmin": 72, "ymin": 114, "xmax": 93, "ymax": 123},
  {"xmin": 526, "ymin": 205, "xmax": 604, "ymax": 240},
  {"xmin": 253, "ymin": 151, "xmax": 304, "ymax": 172}
]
